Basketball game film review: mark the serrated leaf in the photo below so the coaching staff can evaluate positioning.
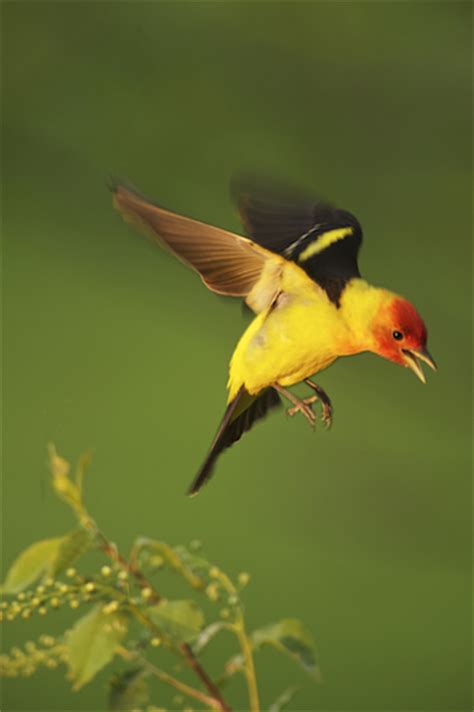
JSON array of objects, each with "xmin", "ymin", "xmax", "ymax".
[
  {"xmin": 2, "ymin": 538, "xmax": 63, "ymax": 594},
  {"xmin": 108, "ymin": 666, "xmax": 149, "ymax": 711},
  {"xmin": 50, "ymin": 528, "xmax": 94, "ymax": 577},
  {"xmin": 268, "ymin": 686, "xmax": 299, "ymax": 712},
  {"xmin": 252, "ymin": 619, "xmax": 318, "ymax": 677},
  {"xmin": 147, "ymin": 600, "xmax": 204, "ymax": 643},
  {"xmin": 193, "ymin": 621, "xmax": 229, "ymax": 655},
  {"xmin": 67, "ymin": 604, "xmax": 128, "ymax": 690}
]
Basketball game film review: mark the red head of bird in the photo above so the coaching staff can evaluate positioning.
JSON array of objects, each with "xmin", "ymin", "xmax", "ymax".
[{"xmin": 372, "ymin": 296, "xmax": 436, "ymax": 382}]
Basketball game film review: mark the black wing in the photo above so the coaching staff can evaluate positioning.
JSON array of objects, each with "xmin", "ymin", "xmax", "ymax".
[{"xmin": 231, "ymin": 174, "xmax": 363, "ymax": 306}]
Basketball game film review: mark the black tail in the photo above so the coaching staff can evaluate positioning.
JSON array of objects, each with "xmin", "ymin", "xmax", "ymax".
[{"xmin": 187, "ymin": 387, "xmax": 281, "ymax": 496}]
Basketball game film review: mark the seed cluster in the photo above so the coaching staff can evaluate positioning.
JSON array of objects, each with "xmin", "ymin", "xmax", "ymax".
[
  {"xmin": 0, "ymin": 635, "xmax": 67, "ymax": 678},
  {"xmin": 0, "ymin": 565, "xmax": 139, "ymax": 624}
]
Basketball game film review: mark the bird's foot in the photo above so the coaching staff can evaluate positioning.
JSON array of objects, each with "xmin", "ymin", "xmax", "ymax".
[
  {"xmin": 273, "ymin": 384, "xmax": 316, "ymax": 428},
  {"xmin": 304, "ymin": 379, "xmax": 333, "ymax": 429},
  {"xmin": 287, "ymin": 395, "xmax": 318, "ymax": 422},
  {"xmin": 287, "ymin": 397, "xmax": 317, "ymax": 427}
]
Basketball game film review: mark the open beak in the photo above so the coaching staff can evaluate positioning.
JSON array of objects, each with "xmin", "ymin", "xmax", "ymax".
[{"xmin": 402, "ymin": 347, "xmax": 437, "ymax": 384}]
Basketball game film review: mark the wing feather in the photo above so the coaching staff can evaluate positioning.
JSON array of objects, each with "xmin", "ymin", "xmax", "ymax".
[{"xmin": 112, "ymin": 182, "xmax": 274, "ymax": 298}]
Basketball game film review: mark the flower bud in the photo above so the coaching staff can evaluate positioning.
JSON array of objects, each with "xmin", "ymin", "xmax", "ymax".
[
  {"xmin": 206, "ymin": 583, "xmax": 219, "ymax": 602},
  {"xmin": 238, "ymin": 572, "xmax": 250, "ymax": 587},
  {"xmin": 102, "ymin": 601, "xmax": 119, "ymax": 614},
  {"xmin": 39, "ymin": 635, "xmax": 55, "ymax": 647}
]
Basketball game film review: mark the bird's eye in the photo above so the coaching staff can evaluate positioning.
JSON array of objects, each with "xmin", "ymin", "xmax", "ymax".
[{"xmin": 392, "ymin": 330, "xmax": 404, "ymax": 341}]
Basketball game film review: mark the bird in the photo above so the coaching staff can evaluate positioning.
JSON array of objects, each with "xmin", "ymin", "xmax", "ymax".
[{"xmin": 111, "ymin": 175, "xmax": 436, "ymax": 495}]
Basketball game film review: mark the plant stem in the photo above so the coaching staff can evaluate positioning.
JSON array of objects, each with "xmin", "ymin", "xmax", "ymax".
[
  {"xmin": 180, "ymin": 642, "xmax": 232, "ymax": 712},
  {"xmin": 210, "ymin": 567, "xmax": 260, "ymax": 712},
  {"xmin": 145, "ymin": 659, "xmax": 224, "ymax": 711},
  {"xmin": 234, "ymin": 615, "xmax": 260, "ymax": 712},
  {"xmin": 117, "ymin": 646, "xmax": 223, "ymax": 711}
]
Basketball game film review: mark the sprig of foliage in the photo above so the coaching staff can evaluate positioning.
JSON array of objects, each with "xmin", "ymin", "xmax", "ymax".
[{"xmin": 1, "ymin": 446, "xmax": 318, "ymax": 711}]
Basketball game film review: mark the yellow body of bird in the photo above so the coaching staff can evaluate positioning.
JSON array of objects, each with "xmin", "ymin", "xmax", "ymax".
[{"xmin": 228, "ymin": 275, "xmax": 391, "ymax": 401}]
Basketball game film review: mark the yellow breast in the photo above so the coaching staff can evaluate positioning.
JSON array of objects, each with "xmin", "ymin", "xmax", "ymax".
[{"xmin": 227, "ymin": 264, "xmax": 352, "ymax": 400}]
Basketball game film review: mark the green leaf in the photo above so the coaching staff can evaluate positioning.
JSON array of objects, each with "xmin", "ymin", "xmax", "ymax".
[
  {"xmin": 50, "ymin": 528, "xmax": 94, "ymax": 577},
  {"xmin": 2, "ymin": 537, "xmax": 63, "ymax": 594},
  {"xmin": 67, "ymin": 604, "xmax": 128, "ymax": 690},
  {"xmin": 252, "ymin": 619, "xmax": 318, "ymax": 678},
  {"xmin": 147, "ymin": 600, "xmax": 204, "ymax": 643},
  {"xmin": 268, "ymin": 686, "xmax": 299, "ymax": 712},
  {"xmin": 108, "ymin": 667, "xmax": 149, "ymax": 711},
  {"xmin": 48, "ymin": 443, "xmax": 82, "ymax": 514}
]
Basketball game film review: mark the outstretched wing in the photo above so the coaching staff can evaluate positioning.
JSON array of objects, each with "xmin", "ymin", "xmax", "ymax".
[
  {"xmin": 112, "ymin": 181, "xmax": 271, "ymax": 297},
  {"xmin": 232, "ymin": 175, "xmax": 363, "ymax": 305},
  {"xmin": 112, "ymin": 180, "xmax": 296, "ymax": 311}
]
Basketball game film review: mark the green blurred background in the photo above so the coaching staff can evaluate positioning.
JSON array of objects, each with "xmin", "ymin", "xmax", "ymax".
[{"xmin": 3, "ymin": 2, "xmax": 471, "ymax": 710}]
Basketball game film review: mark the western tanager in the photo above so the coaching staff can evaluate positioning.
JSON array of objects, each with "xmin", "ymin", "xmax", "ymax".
[{"xmin": 112, "ymin": 177, "xmax": 436, "ymax": 495}]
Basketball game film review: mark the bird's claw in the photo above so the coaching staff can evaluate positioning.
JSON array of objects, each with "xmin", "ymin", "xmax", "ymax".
[
  {"xmin": 287, "ymin": 395, "xmax": 333, "ymax": 429},
  {"xmin": 275, "ymin": 382, "xmax": 332, "ymax": 430},
  {"xmin": 287, "ymin": 395, "xmax": 317, "ymax": 417},
  {"xmin": 287, "ymin": 396, "xmax": 317, "ymax": 427},
  {"xmin": 321, "ymin": 403, "xmax": 333, "ymax": 429}
]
